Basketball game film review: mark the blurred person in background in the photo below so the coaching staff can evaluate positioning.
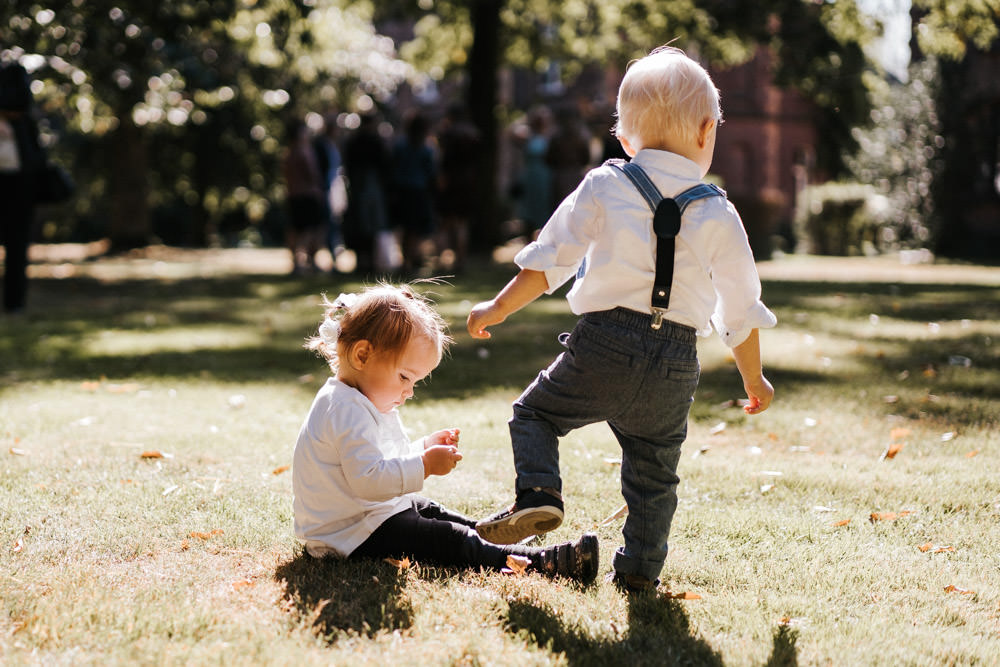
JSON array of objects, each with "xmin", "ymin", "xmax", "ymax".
[
  {"xmin": 313, "ymin": 111, "xmax": 347, "ymax": 272},
  {"xmin": 512, "ymin": 106, "xmax": 553, "ymax": 239},
  {"xmin": 435, "ymin": 103, "xmax": 480, "ymax": 273},
  {"xmin": 390, "ymin": 110, "xmax": 437, "ymax": 275},
  {"xmin": 282, "ymin": 118, "xmax": 326, "ymax": 275},
  {"xmin": 342, "ymin": 112, "xmax": 391, "ymax": 276},
  {"xmin": 0, "ymin": 61, "xmax": 45, "ymax": 315}
]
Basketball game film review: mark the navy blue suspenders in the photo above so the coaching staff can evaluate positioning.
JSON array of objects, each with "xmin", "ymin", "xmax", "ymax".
[{"xmin": 607, "ymin": 159, "xmax": 725, "ymax": 329}]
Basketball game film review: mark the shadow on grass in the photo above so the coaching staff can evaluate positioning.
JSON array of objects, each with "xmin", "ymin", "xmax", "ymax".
[
  {"xmin": 766, "ymin": 625, "xmax": 800, "ymax": 667},
  {"xmin": 4, "ymin": 266, "xmax": 998, "ymax": 430},
  {"xmin": 275, "ymin": 550, "xmax": 415, "ymax": 641},
  {"xmin": 504, "ymin": 591, "xmax": 725, "ymax": 666},
  {"xmin": 505, "ymin": 592, "xmax": 800, "ymax": 667}
]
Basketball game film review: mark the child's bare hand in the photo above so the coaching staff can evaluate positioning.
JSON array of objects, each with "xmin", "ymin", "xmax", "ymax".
[
  {"xmin": 426, "ymin": 428, "xmax": 460, "ymax": 448},
  {"xmin": 467, "ymin": 301, "xmax": 505, "ymax": 339},
  {"xmin": 743, "ymin": 375, "xmax": 774, "ymax": 415},
  {"xmin": 422, "ymin": 445, "xmax": 462, "ymax": 478}
]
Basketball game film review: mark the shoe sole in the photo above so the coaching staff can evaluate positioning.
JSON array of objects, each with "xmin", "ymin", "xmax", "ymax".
[
  {"xmin": 576, "ymin": 533, "xmax": 599, "ymax": 584},
  {"xmin": 475, "ymin": 506, "xmax": 564, "ymax": 544}
]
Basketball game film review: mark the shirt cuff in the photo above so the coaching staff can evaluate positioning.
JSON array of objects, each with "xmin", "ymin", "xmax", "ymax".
[
  {"xmin": 400, "ymin": 452, "xmax": 425, "ymax": 492},
  {"xmin": 514, "ymin": 242, "xmax": 577, "ymax": 293},
  {"xmin": 712, "ymin": 301, "xmax": 777, "ymax": 348}
]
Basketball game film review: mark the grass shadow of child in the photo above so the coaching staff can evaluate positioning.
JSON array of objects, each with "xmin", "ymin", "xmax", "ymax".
[
  {"xmin": 505, "ymin": 590, "xmax": 801, "ymax": 666},
  {"xmin": 504, "ymin": 591, "xmax": 725, "ymax": 666},
  {"xmin": 274, "ymin": 549, "xmax": 414, "ymax": 642}
]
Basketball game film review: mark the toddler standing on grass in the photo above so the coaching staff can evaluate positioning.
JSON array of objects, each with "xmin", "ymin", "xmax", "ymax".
[
  {"xmin": 292, "ymin": 283, "xmax": 598, "ymax": 583},
  {"xmin": 467, "ymin": 46, "xmax": 776, "ymax": 593}
]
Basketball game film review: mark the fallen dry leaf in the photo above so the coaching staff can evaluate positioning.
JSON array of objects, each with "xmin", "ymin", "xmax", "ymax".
[
  {"xmin": 870, "ymin": 511, "xmax": 913, "ymax": 522},
  {"xmin": 188, "ymin": 529, "xmax": 224, "ymax": 540},
  {"xmin": 272, "ymin": 465, "xmax": 290, "ymax": 475},
  {"xmin": 80, "ymin": 381, "xmax": 101, "ymax": 392},
  {"xmin": 881, "ymin": 443, "xmax": 905, "ymax": 460},
  {"xmin": 665, "ymin": 591, "xmax": 701, "ymax": 600},
  {"xmin": 918, "ymin": 543, "xmax": 955, "ymax": 553},
  {"xmin": 709, "ymin": 422, "xmax": 727, "ymax": 435},
  {"xmin": 12, "ymin": 537, "xmax": 23, "ymax": 553},
  {"xmin": 599, "ymin": 503, "xmax": 629, "ymax": 526},
  {"xmin": 832, "ymin": 519, "xmax": 852, "ymax": 527},
  {"xmin": 505, "ymin": 554, "xmax": 531, "ymax": 575},
  {"xmin": 9, "ymin": 447, "xmax": 27, "ymax": 456},
  {"xmin": 384, "ymin": 557, "xmax": 411, "ymax": 570},
  {"xmin": 140, "ymin": 451, "xmax": 164, "ymax": 459},
  {"xmin": 966, "ymin": 450, "xmax": 980, "ymax": 458},
  {"xmin": 180, "ymin": 539, "xmax": 190, "ymax": 551},
  {"xmin": 232, "ymin": 579, "xmax": 255, "ymax": 590},
  {"xmin": 943, "ymin": 585, "xmax": 974, "ymax": 595}
]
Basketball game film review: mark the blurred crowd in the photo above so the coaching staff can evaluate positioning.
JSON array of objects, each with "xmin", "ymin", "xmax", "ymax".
[{"xmin": 281, "ymin": 99, "xmax": 627, "ymax": 278}]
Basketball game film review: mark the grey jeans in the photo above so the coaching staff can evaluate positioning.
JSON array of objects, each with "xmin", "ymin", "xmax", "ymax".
[{"xmin": 510, "ymin": 307, "xmax": 699, "ymax": 581}]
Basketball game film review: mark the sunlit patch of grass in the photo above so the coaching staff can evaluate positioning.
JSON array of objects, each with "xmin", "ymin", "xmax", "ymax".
[{"xmin": 1, "ymin": 253, "xmax": 999, "ymax": 665}]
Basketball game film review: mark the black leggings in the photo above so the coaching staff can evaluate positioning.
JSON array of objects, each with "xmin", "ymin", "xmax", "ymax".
[{"xmin": 351, "ymin": 497, "xmax": 539, "ymax": 570}]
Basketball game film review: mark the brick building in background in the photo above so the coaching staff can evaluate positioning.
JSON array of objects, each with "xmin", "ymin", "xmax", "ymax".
[{"xmin": 708, "ymin": 48, "xmax": 820, "ymax": 258}]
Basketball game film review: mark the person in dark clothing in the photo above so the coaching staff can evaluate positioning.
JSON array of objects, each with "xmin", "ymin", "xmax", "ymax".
[
  {"xmin": 282, "ymin": 118, "xmax": 326, "ymax": 275},
  {"xmin": 435, "ymin": 104, "xmax": 481, "ymax": 272},
  {"xmin": 390, "ymin": 110, "xmax": 436, "ymax": 274},
  {"xmin": 0, "ymin": 61, "xmax": 45, "ymax": 314},
  {"xmin": 313, "ymin": 112, "xmax": 346, "ymax": 268},
  {"xmin": 342, "ymin": 113, "xmax": 391, "ymax": 275}
]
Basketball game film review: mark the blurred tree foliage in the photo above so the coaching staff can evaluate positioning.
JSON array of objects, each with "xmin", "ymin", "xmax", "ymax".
[
  {"xmin": 3, "ymin": 1, "xmax": 997, "ymax": 251},
  {"xmin": 379, "ymin": 0, "xmax": 877, "ymax": 245},
  {"xmin": 845, "ymin": 56, "xmax": 943, "ymax": 252},
  {"xmin": 911, "ymin": 0, "xmax": 1000, "ymax": 59},
  {"xmin": 3, "ymin": 0, "xmax": 417, "ymax": 249},
  {"xmin": 846, "ymin": 2, "xmax": 1000, "ymax": 258}
]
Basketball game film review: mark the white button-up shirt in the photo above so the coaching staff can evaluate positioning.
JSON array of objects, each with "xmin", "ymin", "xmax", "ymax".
[
  {"xmin": 292, "ymin": 378, "xmax": 425, "ymax": 558},
  {"xmin": 515, "ymin": 148, "xmax": 776, "ymax": 347}
]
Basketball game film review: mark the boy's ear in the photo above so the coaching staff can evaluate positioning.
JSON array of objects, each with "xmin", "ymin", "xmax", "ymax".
[
  {"xmin": 619, "ymin": 134, "xmax": 637, "ymax": 158},
  {"xmin": 697, "ymin": 117, "xmax": 716, "ymax": 148},
  {"xmin": 346, "ymin": 340, "xmax": 373, "ymax": 370}
]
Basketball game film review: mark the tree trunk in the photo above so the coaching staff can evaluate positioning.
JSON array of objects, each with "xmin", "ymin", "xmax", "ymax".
[
  {"xmin": 107, "ymin": 114, "xmax": 151, "ymax": 251},
  {"xmin": 467, "ymin": 0, "xmax": 503, "ymax": 251}
]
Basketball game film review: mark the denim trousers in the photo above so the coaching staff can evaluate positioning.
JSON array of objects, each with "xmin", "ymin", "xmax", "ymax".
[{"xmin": 510, "ymin": 307, "xmax": 700, "ymax": 582}]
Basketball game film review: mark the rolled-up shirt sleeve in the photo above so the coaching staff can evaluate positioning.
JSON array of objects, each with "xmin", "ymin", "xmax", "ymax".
[
  {"xmin": 706, "ymin": 203, "xmax": 777, "ymax": 347},
  {"xmin": 515, "ymin": 179, "xmax": 599, "ymax": 293}
]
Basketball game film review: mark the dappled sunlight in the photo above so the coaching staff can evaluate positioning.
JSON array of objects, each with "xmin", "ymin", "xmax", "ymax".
[{"xmin": 82, "ymin": 327, "xmax": 265, "ymax": 357}]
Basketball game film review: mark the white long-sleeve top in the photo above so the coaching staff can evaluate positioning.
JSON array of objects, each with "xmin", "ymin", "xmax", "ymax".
[
  {"xmin": 292, "ymin": 378, "xmax": 425, "ymax": 558},
  {"xmin": 516, "ymin": 148, "xmax": 776, "ymax": 347}
]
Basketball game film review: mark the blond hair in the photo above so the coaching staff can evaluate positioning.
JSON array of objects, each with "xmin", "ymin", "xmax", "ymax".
[
  {"xmin": 306, "ymin": 283, "xmax": 452, "ymax": 372},
  {"xmin": 614, "ymin": 46, "xmax": 721, "ymax": 150}
]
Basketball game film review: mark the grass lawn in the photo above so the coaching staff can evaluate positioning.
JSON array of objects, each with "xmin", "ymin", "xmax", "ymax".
[{"xmin": 2, "ymin": 248, "xmax": 999, "ymax": 665}]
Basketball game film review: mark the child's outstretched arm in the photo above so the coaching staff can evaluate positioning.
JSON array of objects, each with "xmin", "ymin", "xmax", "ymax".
[
  {"xmin": 467, "ymin": 268, "xmax": 549, "ymax": 339},
  {"xmin": 732, "ymin": 328, "xmax": 774, "ymax": 415}
]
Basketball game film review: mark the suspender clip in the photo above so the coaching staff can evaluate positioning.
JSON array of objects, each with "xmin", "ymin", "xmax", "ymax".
[{"xmin": 651, "ymin": 309, "xmax": 665, "ymax": 330}]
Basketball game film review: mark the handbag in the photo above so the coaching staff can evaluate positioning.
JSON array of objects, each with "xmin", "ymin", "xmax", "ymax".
[{"xmin": 36, "ymin": 162, "xmax": 74, "ymax": 204}]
